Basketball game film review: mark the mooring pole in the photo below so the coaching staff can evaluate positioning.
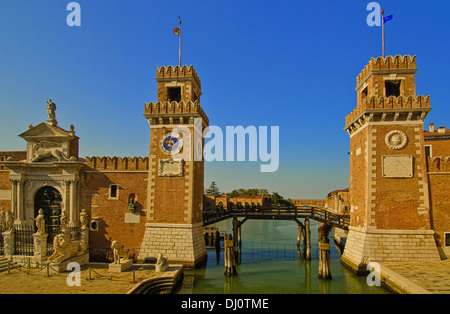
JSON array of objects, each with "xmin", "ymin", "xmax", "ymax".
[
  {"xmin": 318, "ymin": 223, "xmax": 332, "ymax": 279},
  {"xmin": 224, "ymin": 234, "xmax": 237, "ymax": 277},
  {"xmin": 305, "ymin": 218, "xmax": 311, "ymax": 260},
  {"xmin": 297, "ymin": 224, "xmax": 303, "ymax": 247}
]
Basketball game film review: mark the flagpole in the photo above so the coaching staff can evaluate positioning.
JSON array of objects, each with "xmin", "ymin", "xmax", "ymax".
[
  {"xmin": 179, "ymin": 17, "xmax": 182, "ymax": 67},
  {"xmin": 382, "ymin": 9, "xmax": 385, "ymax": 58}
]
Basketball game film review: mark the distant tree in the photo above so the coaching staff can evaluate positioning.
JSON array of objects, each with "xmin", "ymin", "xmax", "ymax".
[
  {"xmin": 226, "ymin": 188, "xmax": 269, "ymax": 197},
  {"xmin": 206, "ymin": 182, "xmax": 221, "ymax": 196},
  {"xmin": 271, "ymin": 192, "xmax": 282, "ymax": 205}
]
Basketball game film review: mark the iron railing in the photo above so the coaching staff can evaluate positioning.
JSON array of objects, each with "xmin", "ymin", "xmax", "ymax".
[{"xmin": 14, "ymin": 225, "xmax": 34, "ymax": 256}]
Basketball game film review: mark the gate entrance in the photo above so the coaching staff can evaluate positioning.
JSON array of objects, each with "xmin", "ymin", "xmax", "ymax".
[{"xmin": 34, "ymin": 186, "xmax": 62, "ymax": 242}]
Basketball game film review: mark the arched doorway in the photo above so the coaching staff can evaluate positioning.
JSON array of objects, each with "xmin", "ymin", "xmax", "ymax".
[{"xmin": 34, "ymin": 186, "xmax": 62, "ymax": 238}]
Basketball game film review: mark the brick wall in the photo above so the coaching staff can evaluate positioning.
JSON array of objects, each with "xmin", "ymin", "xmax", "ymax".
[
  {"xmin": 83, "ymin": 162, "xmax": 148, "ymax": 261},
  {"xmin": 427, "ymin": 156, "xmax": 450, "ymax": 257}
]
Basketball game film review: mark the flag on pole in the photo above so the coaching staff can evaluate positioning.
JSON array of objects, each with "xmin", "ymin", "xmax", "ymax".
[
  {"xmin": 173, "ymin": 27, "xmax": 181, "ymax": 36},
  {"xmin": 383, "ymin": 15, "xmax": 393, "ymax": 24}
]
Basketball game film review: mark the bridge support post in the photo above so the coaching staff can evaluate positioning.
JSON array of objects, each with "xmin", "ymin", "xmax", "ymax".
[
  {"xmin": 297, "ymin": 225, "xmax": 303, "ymax": 247},
  {"xmin": 318, "ymin": 223, "xmax": 332, "ymax": 280},
  {"xmin": 305, "ymin": 218, "xmax": 311, "ymax": 260}
]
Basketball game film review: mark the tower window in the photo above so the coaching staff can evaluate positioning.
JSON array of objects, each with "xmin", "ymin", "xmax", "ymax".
[
  {"xmin": 445, "ymin": 233, "xmax": 450, "ymax": 247},
  {"xmin": 361, "ymin": 87, "xmax": 368, "ymax": 98},
  {"xmin": 385, "ymin": 80, "xmax": 401, "ymax": 98},
  {"xmin": 109, "ymin": 184, "xmax": 119, "ymax": 199},
  {"xmin": 168, "ymin": 87, "xmax": 182, "ymax": 102},
  {"xmin": 425, "ymin": 145, "xmax": 432, "ymax": 158}
]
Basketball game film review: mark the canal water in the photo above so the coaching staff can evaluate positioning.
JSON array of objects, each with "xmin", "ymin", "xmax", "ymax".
[{"xmin": 175, "ymin": 219, "xmax": 389, "ymax": 294}]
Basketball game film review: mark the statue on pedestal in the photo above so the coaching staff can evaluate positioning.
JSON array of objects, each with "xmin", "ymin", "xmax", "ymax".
[
  {"xmin": 80, "ymin": 209, "xmax": 89, "ymax": 229},
  {"xmin": 34, "ymin": 209, "xmax": 46, "ymax": 234},
  {"xmin": 111, "ymin": 240, "xmax": 130, "ymax": 264},
  {"xmin": 156, "ymin": 253, "xmax": 169, "ymax": 273}
]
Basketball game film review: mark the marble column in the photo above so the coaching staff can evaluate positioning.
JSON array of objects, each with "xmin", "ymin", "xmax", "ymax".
[
  {"xmin": 69, "ymin": 180, "xmax": 79, "ymax": 227},
  {"xmin": 10, "ymin": 180, "xmax": 17, "ymax": 220},
  {"xmin": 16, "ymin": 180, "xmax": 26, "ymax": 225}
]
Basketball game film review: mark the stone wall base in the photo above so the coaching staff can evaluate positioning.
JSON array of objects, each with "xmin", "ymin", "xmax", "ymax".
[
  {"xmin": 341, "ymin": 227, "xmax": 441, "ymax": 274},
  {"xmin": 138, "ymin": 223, "xmax": 206, "ymax": 268}
]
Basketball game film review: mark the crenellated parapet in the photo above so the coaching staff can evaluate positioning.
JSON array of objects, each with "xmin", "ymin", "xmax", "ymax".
[
  {"xmin": 345, "ymin": 95, "xmax": 431, "ymax": 132},
  {"xmin": 427, "ymin": 156, "xmax": 450, "ymax": 173},
  {"xmin": 144, "ymin": 100, "xmax": 209, "ymax": 126},
  {"xmin": 156, "ymin": 65, "xmax": 201, "ymax": 88},
  {"xmin": 85, "ymin": 156, "xmax": 149, "ymax": 171},
  {"xmin": 357, "ymin": 55, "xmax": 417, "ymax": 86}
]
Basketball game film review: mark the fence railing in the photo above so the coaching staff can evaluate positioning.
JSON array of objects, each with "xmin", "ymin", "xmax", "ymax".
[{"xmin": 14, "ymin": 225, "xmax": 34, "ymax": 256}]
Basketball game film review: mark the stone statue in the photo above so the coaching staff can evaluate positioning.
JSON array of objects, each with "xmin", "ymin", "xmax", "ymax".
[
  {"xmin": 34, "ymin": 209, "xmax": 46, "ymax": 234},
  {"xmin": 49, "ymin": 231, "xmax": 86, "ymax": 263},
  {"xmin": 80, "ymin": 209, "xmax": 89, "ymax": 229},
  {"xmin": 60, "ymin": 211, "xmax": 68, "ymax": 231},
  {"xmin": 5, "ymin": 210, "xmax": 13, "ymax": 232},
  {"xmin": 0, "ymin": 208, "xmax": 5, "ymax": 229},
  {"xmin": 156, "ymin": 253, "xmax": 169, "ymax": 273},
  {"xmin": 46, "ymin": 99, "xmax": 56, "ymax": 120},
  {"xmin": 111, "ymin": 240, "xmax": 130, "ymax": 264},
  {"xmin": 128, "ymin": 198, "xmax": 136, "ymax": 213}
]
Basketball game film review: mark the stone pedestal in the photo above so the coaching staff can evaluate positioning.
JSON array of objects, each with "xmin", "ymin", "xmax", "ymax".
[
  {"xmin": 33, "ymin": 233, "xmax": 48, "ymax": 266},
  {"xmin": 341, "ymin": 227, "xmax": 441, "ymax": 274},
  {"xmin": 108, "ymin": 259, "xmax": 133, "ymax": 273},
  {"xmin": 50, "ymin": 253, "xmax": 89, "ymax": 273},
  {"xmin": 2, "ymin": 231, "xmax": 14, "ymax": 258},
  {"xmin": 138, "ymin": 223, "xmax": 206, "ymax": 268},
  {"xmin": 80, "ymin": 227, "xmax": 89, "ymax": 248}
]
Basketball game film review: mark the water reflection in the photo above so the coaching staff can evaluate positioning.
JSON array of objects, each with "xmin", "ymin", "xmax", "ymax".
[{"xmin": 176, "ymin": 220, "xmax": 389, "ymax": 294}]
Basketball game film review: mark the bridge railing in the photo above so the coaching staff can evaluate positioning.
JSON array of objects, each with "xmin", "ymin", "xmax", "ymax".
[{"xmin": 202, "ymin": 206, "xmax": 350, "ymax": 229}]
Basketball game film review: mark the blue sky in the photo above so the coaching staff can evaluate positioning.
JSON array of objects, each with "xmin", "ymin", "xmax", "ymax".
[{"xmin": 1, "ymin": 0, "xmax": 449, "ymax": 199}]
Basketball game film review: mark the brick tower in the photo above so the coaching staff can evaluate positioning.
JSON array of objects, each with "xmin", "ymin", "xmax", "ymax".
[
  {"xmin": 341, "ymin": 55, "xmax": 441, "ymax": 273},
  {"xmin": 138, "ymin": 65, "xmax": 209, "ymax": 267}
]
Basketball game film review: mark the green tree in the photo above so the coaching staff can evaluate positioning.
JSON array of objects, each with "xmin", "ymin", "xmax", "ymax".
[{"xmin": 206, "ymin": 182, "xmax": 221, "ymax": 196}]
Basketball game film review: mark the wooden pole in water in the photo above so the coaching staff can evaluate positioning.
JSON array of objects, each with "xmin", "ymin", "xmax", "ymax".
[
  {"xmin": 305, "ymin": 218, "xmax": 311, "ymax": 260},
  {"xmin": 318, "ymin": 223, "xmax": 332, "ymax": 279},
  {"xmin": 224, "ymin": 234, "xmax": 237, "ymax": 277},
  {"xmin": 297, "ymin": 225, "xmax": 303, "ymax": 247}
]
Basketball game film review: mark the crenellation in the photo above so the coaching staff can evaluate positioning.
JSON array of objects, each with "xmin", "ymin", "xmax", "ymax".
[
  {"xmin": 85, "ymin": 156, "xmax": 149, "ymax": 171},
  {"xmin": 357, "ymin": 55, "xmax": 417, "ymax": 86}
]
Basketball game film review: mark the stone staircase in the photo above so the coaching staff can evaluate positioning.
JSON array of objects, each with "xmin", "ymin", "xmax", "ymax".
[{"xmin": 0, "ymin": 257, "xmax": 18, "ymax": 273}]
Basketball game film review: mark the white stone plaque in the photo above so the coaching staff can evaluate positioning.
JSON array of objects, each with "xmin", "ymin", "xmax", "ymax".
[
  {"xmin": 158, "ymin": 159, "xmax": 184, "ymax": 177},
  {"xmin": 0, "ymin": 190, "xmax": 11, "ymax": 200},
  {"xmin": 382, "ymin": 156, "xmax": 413, "ymax": 178},
  {"xmin": 124, "ymin": 213, "xmax": 140, "ymax": 224}
]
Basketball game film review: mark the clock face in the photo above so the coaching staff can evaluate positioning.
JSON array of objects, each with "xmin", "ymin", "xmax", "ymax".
[{"xmin": 159, "ymin": 132, "xmax": 183, "ymax": 155}]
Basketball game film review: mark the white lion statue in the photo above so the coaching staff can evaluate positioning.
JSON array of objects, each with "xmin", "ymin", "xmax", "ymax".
[
  {"xmin": 49, "ymin": 233, "xmax": 86, "ymax": 263},
  {"xmin": 111, "ymin": 240, "xmax": 130, "ymax": 264}
]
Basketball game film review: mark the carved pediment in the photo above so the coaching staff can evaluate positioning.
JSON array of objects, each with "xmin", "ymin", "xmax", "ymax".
[
  {"xmin": 18, "ymin": 123, "xmax": 78, "ymax": 163},
  {"xmin": 19, "ymin": 123, "xmax": 75, "ymax": 141}
]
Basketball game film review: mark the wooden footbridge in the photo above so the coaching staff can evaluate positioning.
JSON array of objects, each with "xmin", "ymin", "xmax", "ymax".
[
  {"xmin": 202, "ymin": 206, "xmax": 349, "ymax": 279},
  {"xmin": 203, "ymin": 206, "xmax": 349, "ymax": 230}
]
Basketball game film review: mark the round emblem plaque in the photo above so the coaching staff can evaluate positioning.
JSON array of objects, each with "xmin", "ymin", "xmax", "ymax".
[
  {"xmin": 159, "ymin": 132, "xmax": 183, "ymax": 155},
  {"xmin": 385, "ymin": 130, "xmax": 408, "ymax": 150}
]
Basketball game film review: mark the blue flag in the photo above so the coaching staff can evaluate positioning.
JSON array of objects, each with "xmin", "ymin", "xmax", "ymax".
[{"xmin": 383, "ymin": 15, "xmax": 393, "ymax": 24}]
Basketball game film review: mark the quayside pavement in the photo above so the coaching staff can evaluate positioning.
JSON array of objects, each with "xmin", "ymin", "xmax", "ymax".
[
  {"xmin": 0, "ymin": 263, "xmax": 179, "ymax": 294},
  {"xmin": 379, "ymin": 260, "xmax": 450, "ymax": 294}
]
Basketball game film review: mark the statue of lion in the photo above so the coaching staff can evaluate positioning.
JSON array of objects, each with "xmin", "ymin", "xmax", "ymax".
[
  {"xmin": 31, "ymin": 141, "xmax": 67, "ymax": 162},
  {"xmin": 111, "ymin": 240, "xmax": 130, "ymax": 264},
  {"xmin": 49, "ymin": 233, "xmax": 86, "ymax": 263}
]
